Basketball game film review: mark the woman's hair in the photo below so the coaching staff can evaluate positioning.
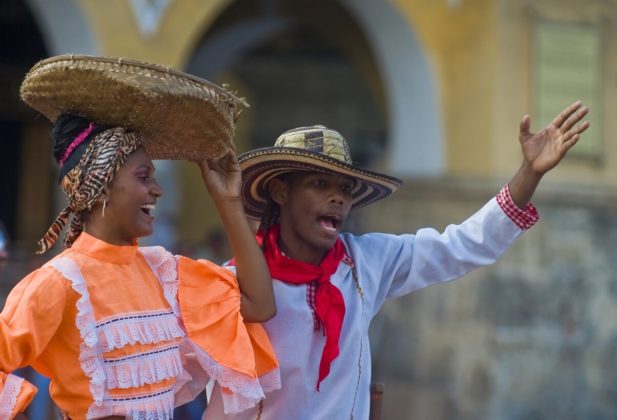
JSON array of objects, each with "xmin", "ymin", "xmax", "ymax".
[
  {"xmin": 52, "ymin": 114, "xmax": 111, "ymax": 182},
  {"xmin": 37, "ymin": 114, "xmax": 142, "ymax": 253}
]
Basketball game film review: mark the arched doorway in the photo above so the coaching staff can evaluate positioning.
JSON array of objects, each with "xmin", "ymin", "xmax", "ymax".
[
  {"xmin": 339, "ymin": 0, "xmax": 443, "ymax": 176},
  {"xmin": 179, "ymin": 0, "xmax": 406, "ymax": 242},
  {"xmin": 178, "ymin": 0, "xmax": 442, "ymax": 242},
  {"xmin": 187, "ymin": 0, "xmax": 389, "ymax": 167},
  {"xmin": 187, "ymin": 0, "xmax": 443, "ymax": 176}
]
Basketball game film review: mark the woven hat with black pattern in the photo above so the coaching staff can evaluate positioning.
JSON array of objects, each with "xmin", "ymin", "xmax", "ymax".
[{"xmin": 238, "ymin": 125, "xmax": 402, "ymax": 218}]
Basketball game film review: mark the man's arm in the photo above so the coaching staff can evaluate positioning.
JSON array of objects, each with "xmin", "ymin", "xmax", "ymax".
[{"xmin": 196, "ymin": 150, "xmax": 276, "ymax": 322}]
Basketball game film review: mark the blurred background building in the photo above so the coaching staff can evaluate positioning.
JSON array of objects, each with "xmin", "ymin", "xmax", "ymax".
[{"xmin": 1, "ymin": 0, "xmax": 616, "ymax": 418}]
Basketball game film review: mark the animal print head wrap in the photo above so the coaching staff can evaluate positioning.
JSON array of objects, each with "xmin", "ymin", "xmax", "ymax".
[{"xmin": 37, "ymin": 127, "xmax": 142, "ymax": 254}]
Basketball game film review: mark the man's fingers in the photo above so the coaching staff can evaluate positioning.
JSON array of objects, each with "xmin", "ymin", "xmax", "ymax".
[
  {"xmin": 561, "ymin": 129, "xmax": 577, "ymax": 143},
  {"xmin": 552, "ymin": 100, "xmax": 583, "ymax": 128},
  {"xmin": 562, "ymin": 133, "xmax": 580, "ymax": 151},
  {"xmin": 520, "ymin": 114, "xmax": 531, "ymax": 137},
  {"xmin": 574, "ymin": 120, "xmax": 591, "ymax": 135},
  {"xmin": 560, "ymin": 106, "xmax": 589, "ymax": 132}
]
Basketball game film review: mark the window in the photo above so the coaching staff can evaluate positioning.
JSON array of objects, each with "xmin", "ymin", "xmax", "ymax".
[{"xmin": 533, "ymin": 19, "xmax": 602, "ymax": 158}]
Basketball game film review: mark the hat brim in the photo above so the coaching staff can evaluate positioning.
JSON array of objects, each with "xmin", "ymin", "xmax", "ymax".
[
  {"xmin": 239, "ymin": 147, "xmax": 402, "ymax": 219},
  {"xmin": 20, "ymin": 54, "xmax": 248, "ymax": 160}
]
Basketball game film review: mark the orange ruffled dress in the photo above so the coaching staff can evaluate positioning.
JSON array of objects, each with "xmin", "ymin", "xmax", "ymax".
[{"xmin": 0, "ymin": 233, "xmax": 279, "ymax": 419}]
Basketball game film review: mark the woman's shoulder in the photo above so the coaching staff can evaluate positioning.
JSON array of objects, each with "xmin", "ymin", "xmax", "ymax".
[
  {"xmin": 6, "ymin": 259, "xmax": 73, "ymax": 309},
  {"xmin": 24, "ymin": 263, "xmax": 68, "ymax": 284}
]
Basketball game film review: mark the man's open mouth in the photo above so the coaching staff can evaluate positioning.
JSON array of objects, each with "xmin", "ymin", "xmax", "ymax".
[{"xmin": 318, "ymin": 215, "xmax": 341, "ymax": 232}]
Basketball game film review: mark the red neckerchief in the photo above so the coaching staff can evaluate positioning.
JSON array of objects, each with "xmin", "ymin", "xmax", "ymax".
[{"xmin": 262, "ymin": 225, "xmax": 346, "ymax": 390}]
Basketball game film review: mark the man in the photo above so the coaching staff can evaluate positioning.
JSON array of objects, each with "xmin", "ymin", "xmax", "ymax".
[{"xmin": 206, "ymin": 101, "xmax": 589, "ymax": 419}]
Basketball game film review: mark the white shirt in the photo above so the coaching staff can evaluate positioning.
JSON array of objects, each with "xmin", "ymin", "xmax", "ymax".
[{"xmin": 206, "ymin": 193, "xmax": 537, "ymax": 420}]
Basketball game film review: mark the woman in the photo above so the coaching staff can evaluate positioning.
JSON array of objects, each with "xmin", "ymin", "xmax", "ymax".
[{"xmin": 0, "ymin": 56, "xmax": 279, "ymax": 419}]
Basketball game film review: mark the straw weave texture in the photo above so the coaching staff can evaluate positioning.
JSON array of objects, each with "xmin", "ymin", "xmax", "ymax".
[{"xmin": 20, "ymin": 54, "xmax": 248, "ymax": 160}]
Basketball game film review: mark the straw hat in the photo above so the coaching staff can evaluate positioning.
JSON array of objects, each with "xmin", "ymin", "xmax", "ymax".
[
  {"xmin": 20, "ymin": 54, "xmax": 248, "ymax": 160},
  {"xmin": 239, "ymin": 125, "xmax": 402, "ymax": 218}
]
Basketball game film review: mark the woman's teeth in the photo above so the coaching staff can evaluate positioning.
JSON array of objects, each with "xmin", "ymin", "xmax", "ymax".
[{"xmin": 141, "ymin": 204, "xmax": 155, "ymax": 215}]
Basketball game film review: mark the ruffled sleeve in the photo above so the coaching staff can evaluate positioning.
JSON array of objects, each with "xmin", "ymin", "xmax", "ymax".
[
  {"xmin": 176, "ymin": 257, "xmax": 280, "ymax": 413},
  {"xmin": 0, "ymin": 373, "xmax": 37, "ymax": 419},
  {"xmin": 0, "ymin": 266, "xmax": 67, "ymax": 419}
]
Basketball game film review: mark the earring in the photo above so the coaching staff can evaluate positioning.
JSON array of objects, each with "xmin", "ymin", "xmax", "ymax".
[{"xmin": 102, "ymin": 198, "xmax": 107, "ymax": 218}]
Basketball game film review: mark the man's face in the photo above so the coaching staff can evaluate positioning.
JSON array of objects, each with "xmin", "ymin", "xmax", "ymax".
[{"xmin": 273, "ymin": 171, "xmax": 354, "ymax": 264}]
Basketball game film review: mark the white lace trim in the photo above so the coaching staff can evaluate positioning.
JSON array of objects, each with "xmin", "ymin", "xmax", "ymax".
[
  {"xmin": 98, "ymin": 311, "xmax": 185, "ymax": 352},
  {"xmin": 104, "ymin": 344, "xmax": 183, "ymax": 389},
  {"xmin": 258, "ymin": 367, "xmax": 282, "ymax": 394},
  {"xmin": 0, "ymin": 374, "xmax": 25, "ymax": 419},
  {"xmin": 172, "ymin": 338, "xmax": 211, "ymax": 407},
  {"xmin": 49, "ymin": 257, "xmax": 107, "ymax": 406},
  {"xmin": 87, "ymin": 385, "xmax": 175, "ymax": 419},
  {"xmin": 219, "ymin": 367, "xmax": 282, "ymax": 414},
  {"xmin": 48, "ymin": 257, "xmax": 185, "ymax": 415},
  {"xmin": 139, "ymin": 247, "xmax": 179, "ymax": 316},
  {"xmin": 189, "ymin": 341, "xmax": 268, "ymax": 414}
]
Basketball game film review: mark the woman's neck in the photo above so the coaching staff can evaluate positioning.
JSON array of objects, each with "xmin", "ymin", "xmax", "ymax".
[{"xmin": 84, "ymin": 220, "xmax": 136, "ymax": 246}]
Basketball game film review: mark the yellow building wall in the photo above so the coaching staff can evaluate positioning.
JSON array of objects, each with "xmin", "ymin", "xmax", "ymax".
[
  {"xmin": 77, "ymin": 0, "xmax": 232, "ymax": 67},
  {"xmin": 80, "ymin": 0, "xmax": 501, "ymax": 178},
  {"xmin": 78, "ymin": 0, "xmax": 500, "ymax": 239},
  {"xmin": 494, "ymin": 0, "xmax": 617, "ymax": 189},
  {"xmin": 75, "ymin": 0, "xmax": 617, "ymax": 240},
  {"xmin": 394, "ymin": 0, "xmax": 617, "ymax": 189},
  {"xmin": 392, "ymin": 0, "xmax": 498, "ymax": 176}
]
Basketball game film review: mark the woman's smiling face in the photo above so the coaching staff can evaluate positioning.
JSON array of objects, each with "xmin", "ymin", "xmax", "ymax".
[{"xmin": 99, "ymin": 147, "xmax": 163, "ymax": 244}]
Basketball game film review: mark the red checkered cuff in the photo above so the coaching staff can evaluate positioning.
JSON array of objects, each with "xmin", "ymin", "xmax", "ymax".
[{"xmin": 496, "ymin": 184, "xmax": 539, "ymax": 230}]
